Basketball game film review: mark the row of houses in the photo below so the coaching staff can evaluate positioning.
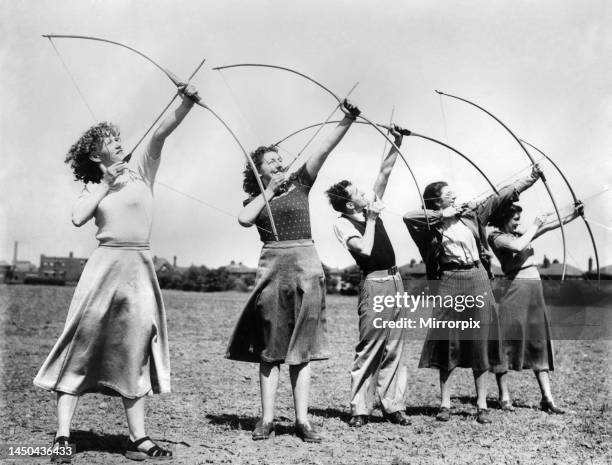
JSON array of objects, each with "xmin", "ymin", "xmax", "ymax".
[{"xmin": 2, "ymin": 251, "xmax": 607, "ymax": 287}]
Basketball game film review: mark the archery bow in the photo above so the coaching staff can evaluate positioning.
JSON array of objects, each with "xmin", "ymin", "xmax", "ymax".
[
  {"xmin": 212, "ymin": 63, "xmax": 431, "ymax": 228},
  {"xmin": 44, "ymin": 34, "xmax": 279, "ymax": 240},
  {"xmin": 272, "ymin": 120, "xmax": 499, "ymax": 195},
  {"xmin": 435, "ymin": 90, "xmax": 567, "ymax": 280},
  {"xmin": 520, "ymin": 139, "xmax": 600, "ymax": 285}
]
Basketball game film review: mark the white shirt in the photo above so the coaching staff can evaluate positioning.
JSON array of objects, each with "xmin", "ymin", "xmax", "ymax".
[
  {"xmin": 439, "ymin": 217, "xmax": 479, "ymax": 264},
  {"xmin": 79, "ymin": 146, "xmax": 161, "ymax": 246},
  {"xmin": 333, "ymin": 213, "xmax": 366, "ymax": 249}
]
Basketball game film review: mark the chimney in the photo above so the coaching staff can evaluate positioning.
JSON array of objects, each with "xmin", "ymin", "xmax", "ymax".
[
  {"xmin": 588, "ymin": 257, "xmax": 593, "ymax": 273},
  {"xmin": 69, "ymin": 251, "xmax": 74, "ymax": 258},
  {"xmin": 12, "ymin": 241, "xmax": 18, "ymax": 267},
  {"xmin": 173, "ymin": 256, "xmax": 177, "ymax": 267}
]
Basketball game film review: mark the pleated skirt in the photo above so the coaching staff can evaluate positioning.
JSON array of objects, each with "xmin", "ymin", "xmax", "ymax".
[
  {"xmin": 34, "ymin": 245, "xmax": 170, "ymax": 398},
  {"xmin": 418, "ymin": 265, "xmax": 502, "ymax": 371},
  {"xmin": 226, "ymin": 240, "xmax": 328, "ymax": 365},
  {"xmin": 492, "ymin": 278, "xmax": 554, "ymax": 372}
]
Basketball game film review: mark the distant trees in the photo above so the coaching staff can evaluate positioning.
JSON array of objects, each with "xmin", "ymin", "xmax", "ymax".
[
  {"xmin": 156, "ymin": 265, "xmax": 249, "ymax": 292},
  {"xmin": 322, "ymin": 263, "xmax": 339, "ymax": 294}
]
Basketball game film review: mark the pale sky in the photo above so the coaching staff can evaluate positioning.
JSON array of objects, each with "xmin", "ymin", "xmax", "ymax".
[{"xmin": 1, "ymin": 0, "xmax": 611, "ymax": 270}]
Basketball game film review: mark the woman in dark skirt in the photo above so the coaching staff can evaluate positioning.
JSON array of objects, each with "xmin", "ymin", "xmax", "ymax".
[
  {"xmin": 488, "ymin": 202, "xmax": 583, "ymax": 413},
  {"xmin": 226, "ymin": 100, "xmax": 360, "ymax": 442},
  {"xmin": 34, "ymin": 84, "xmax": 199, "ymax": 461},
  {"xmin": 403, "ymin": 165, "xmax": 542, "ymax": 424}
]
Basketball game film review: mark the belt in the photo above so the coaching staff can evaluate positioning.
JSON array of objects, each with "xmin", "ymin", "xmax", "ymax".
[
  {"xmin": 440, "ymin": 260, "xmax": 480, "ymax": 271},
  {"xmin": 365, "ymin": 265, "xmax": 399, "ymax": 280}
]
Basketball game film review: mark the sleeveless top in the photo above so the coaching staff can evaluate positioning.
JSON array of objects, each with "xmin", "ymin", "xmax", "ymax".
[{"xmin": 340, "ymin": 214, "xmax": 396, "ymax": 275}]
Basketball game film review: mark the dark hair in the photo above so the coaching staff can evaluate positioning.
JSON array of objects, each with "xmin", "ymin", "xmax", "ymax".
[
  {"xmin": 243, "ymin": 145, "xmax": 278, "ymax": 196},
  {"xmin": 325, "ymin": 180, "xmax": 352, "ymax": 213},
  {"xmin": 423, "ymin": 181, "xmax": 448, "ymax": 210},
  {"xmin": 489, "ymin": 203, "xmax": 523, "ymax": 229},
  {"xmin": 65, "ymin": 122, "xmax": 119, "ymax": 184}
]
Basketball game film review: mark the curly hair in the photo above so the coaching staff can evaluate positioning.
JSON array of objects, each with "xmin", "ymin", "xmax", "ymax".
[
  {"xmin": 423, "ymin": 181, "xmax": 448, "ymax": 210},
  {"xmin": 242, "ymin": 145, "xmax": 278, "ymax": 197},
  {"xmin": 489, "ymin": 203, "xmax": 523, "ymax": 229},
  {"xmin": 325, "ymin": 180, "xmax": 352, "ymax": 213},
  {"xmin": 65, "ymin": 122, "xmax": 119, "ymax": 184}
]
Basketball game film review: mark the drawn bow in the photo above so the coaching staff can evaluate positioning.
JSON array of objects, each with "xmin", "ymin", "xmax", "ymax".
[
  {"xmin": 273, "ymin": 120, "xmax": 499, "ymax": 196},
  {"xmin": 520, "ymin": 139, "xmax": 600, "ymax": 285},
  {"xmin": 212, "ymin": 63, "xmax": 432, "ymax": 228},
  {"xmin": 43, "ymin": 34, "xmax": 279, "ymax": 240},
  {"xmin": 436, "ymin": 91, "xmax": 568, "ymax": 280}
]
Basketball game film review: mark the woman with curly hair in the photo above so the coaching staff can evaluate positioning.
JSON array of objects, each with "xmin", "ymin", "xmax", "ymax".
[
  {"xmin": 488, "ymin": 202, "xmax": 582, "ymax": 414},
  {"xmin": 34, "ymin": 84, "xmax": 199, "ymax": 462},
  {"xmin": 226, "ymin": 100, "xmax": 360, "ymax": 443}
]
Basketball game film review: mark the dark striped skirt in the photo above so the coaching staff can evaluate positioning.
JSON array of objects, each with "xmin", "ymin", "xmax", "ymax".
[
  {"xmin": 226, "ymin": 240, "xmax": 328, "ymax": 365},
  {"xmin": 418, "ymin": 265, "xmax": 502, "ymax": 371}
]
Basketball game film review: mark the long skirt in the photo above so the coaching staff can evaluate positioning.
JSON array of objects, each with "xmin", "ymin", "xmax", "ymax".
[
  {"xmin": 33, "ymin": 245, "xmax": 170, "ymax": 398},
  {"xmin": 226, "ymin": 239, "xmax": 328, "ymax": 365},
  {"xmin": 492, "ymin": 279, "xmax": 554, "ymax": 372},
  {"xmin": 418, "ymin": 265, "xmax": 502, "ymax": 371}
]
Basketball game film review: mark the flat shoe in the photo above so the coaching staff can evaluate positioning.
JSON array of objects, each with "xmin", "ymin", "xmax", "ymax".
[
  {"xmin": 125, "ymin": 436, "xmax": 172, "ymax": 461},
  {"xmin": 540, "ymin": 400, "xmax": 565, "ymax": 414},
  {"xmin": 383, "ymin": 410, "xmax": 411, "ymax": 425},
  {"xmin": 252, "ymin": 419, "xmax": 275, "ymax": 440},
  {"xmin": 435, "ymin": 407, "xmax": 451, "ymax": 422},
  {"xmin": 295, "ymin": 422, "xmax": 322, "ymax": 443},
  {"xmin": 348, "ymin": 415, "xmax": 368, "ymax": 427},
  {"xmin": 500, "ymin": 400, "xmax": 516, "ymax": 412},
  {"xmin": 476, "ymin": 408, "xmax": 492, "ymax": 424}
]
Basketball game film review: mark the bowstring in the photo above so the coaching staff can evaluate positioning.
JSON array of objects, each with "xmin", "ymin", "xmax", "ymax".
[
  {"xmin": 126, "ymin": 56, "xmax": 207, "ymax": 159},
  {"xmin": 215, "ymin": 68, "xmax": 265, "ymax": 146},
  {"xmin": 48, "ymin": 37, "xmax": 98, "ymax": 123},
  {"xmin": 46, "ymin": 39, "xmax": 272, "ymax": 234},
  {"xmin": 380, "ymin": 106, "xmax": 394, "ymax": 163},
  {"xmin": 437, "ymin": 91, "xmax": 456, "ymax": 186}
]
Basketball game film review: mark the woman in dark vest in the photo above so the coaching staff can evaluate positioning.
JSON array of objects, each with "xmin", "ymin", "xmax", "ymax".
[
  {"xmin": 488, "ymin": 201, "xmax": 582, "ymax": 413},
  {"xmin": 325, "ymin": 126, "xmax": 409, "ymax": 428},
  {"xmin": 226, "ymin": 100, "xmax": 360, "ymax": 442},
  {"xmin": 403, "ymin": 165, "xmax": 541, "ymax": 423}
]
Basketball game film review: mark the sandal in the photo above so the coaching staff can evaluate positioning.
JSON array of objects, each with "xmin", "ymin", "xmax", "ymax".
[
  {"xmin": 50, "ymin": 436, "xmax": 73, "ymax": 464},
  {"xmin": 125, "ymin": 436, "xmax": 172, "ymax": 461}
]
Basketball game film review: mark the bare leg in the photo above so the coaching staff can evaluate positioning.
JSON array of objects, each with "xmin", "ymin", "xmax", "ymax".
[
  {"xmin": 496, "ymin": 372, "xmax": 511, "ymax": 402},
  {"xmin": 289, "ymin": 362, "xmax": 310, "ymax": 424},
  {"xmin": 473, "ymin": 370, "xmax": 488, "ymax": 409},
  {"xmin": 260, "ymin": 362, "xmax": 280, "ymax": 423},
  {"xmin": 123, "ymin": 396, "xmax": 171, "ymax": 456},
  {"xmin": 534, "ymin": 370, "xmax": 553, "ymax": 402},
  {"xmin": 439, "ymin": 369, "xmax": 452, "ymax": 408},
  {"xmin": 122, "ymin": 397, "xmax": 147, "ymax": 441},
  {"xmin": 56, "ymin": 392, "xmax": 79, "ymax": 438}
]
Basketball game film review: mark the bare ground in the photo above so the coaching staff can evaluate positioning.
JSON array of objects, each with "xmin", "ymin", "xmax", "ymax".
[{"xmin": 1, "ymin": 285, "xmax": 610, "ymax": 464}]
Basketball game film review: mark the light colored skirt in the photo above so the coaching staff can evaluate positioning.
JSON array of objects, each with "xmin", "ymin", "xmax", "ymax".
[
  {"xmin": 226, "ymin": 240, "xmax": 328, "ymax": 365},
  {"xmin": 418, "ymin": 265, "xmax": 502, "ymax": 371},
  {"xmin": 33, "ymin": 245, "xmax": 170, "ymax": 398}
]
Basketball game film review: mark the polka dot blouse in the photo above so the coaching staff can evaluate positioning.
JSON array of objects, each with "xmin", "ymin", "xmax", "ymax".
[{"xmin": 246, "ymin": 165, "xmax": 315, "ymax": 242}]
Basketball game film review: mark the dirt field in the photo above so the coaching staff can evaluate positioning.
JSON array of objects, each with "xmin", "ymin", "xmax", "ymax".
[{"xmin": 1, "ymin": 285, "xmax": 610, "ymax": 464}]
